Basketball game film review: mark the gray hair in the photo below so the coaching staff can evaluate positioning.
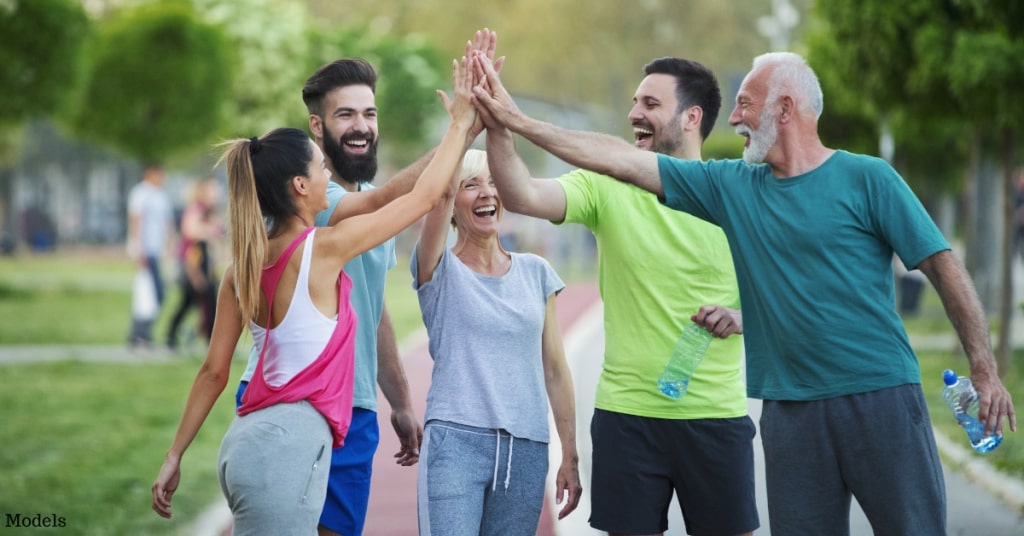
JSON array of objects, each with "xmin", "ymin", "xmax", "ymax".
[{"xmin": 753, "ymin": 52, "xmax": 823, "ymax": 119}]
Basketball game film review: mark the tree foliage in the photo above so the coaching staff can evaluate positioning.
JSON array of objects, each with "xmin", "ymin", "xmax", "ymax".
[
  {"xmin": 0, "ymin": 0, "xmax": 90, "ymax": 129},
  {"xmin": 194, "ymin": 0, "xmax": 312, "ymax": 139},
  {"xmin": 67, "ymin": 1, "xmax": 235, "ymax": 164}
]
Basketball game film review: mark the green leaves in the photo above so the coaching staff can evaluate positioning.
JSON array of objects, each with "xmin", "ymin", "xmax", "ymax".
[{"xmin": 67, "ymin": 2, "xmax": 234, "ymax": 164}]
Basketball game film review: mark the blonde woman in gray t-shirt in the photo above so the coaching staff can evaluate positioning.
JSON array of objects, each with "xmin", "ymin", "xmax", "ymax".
[{"xmin": 411, "ymin": 149, "xmax": 581, "ymax": 535}]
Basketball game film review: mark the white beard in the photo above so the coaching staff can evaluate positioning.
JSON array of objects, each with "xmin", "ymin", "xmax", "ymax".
[{"xmin": 740, "ymin": 108, "xmax": 778, "ymax": 164}]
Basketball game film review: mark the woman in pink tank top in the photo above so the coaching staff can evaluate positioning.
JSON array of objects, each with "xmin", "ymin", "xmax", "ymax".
[{"xmin": 152, "ymin": 55, "xmax": 479, "ymax": 534}]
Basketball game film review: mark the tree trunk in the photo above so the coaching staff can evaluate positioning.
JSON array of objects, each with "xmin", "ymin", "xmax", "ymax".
[{"xmin": 996, "ymin": 127, "xmax": 1016, "ymax": 373}]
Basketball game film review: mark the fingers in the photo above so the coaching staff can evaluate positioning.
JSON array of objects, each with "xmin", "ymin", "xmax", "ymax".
[{"xmin": 151, "ymin": 483, "xmax": 173, "ymax": 518}]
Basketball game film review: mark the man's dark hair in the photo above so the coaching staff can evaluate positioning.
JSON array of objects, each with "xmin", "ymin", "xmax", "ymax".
[
  {"xmin": 643, "ymin": 58, "xmax": 721, "ymax": 140},
  {"xmin": 301, "ymin": 58, "xmax": 378, "ymax": 117}
]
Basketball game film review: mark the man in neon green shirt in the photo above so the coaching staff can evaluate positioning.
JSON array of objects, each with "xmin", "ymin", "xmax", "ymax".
[{"xmin": 484, "ymin": 58, "xmax": 757, "ymax": 536}]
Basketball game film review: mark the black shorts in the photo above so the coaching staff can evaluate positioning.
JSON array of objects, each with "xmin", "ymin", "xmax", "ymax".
[{"xmin": 589, "ymin": 409, "xmax": 759, "ymax": 535}]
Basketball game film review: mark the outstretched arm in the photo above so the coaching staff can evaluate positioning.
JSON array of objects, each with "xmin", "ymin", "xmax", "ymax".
[
  {"xmin": 486, "ymin": 126, "xmax": 568, "ymax": 222},
  {"xmin": 471, "ymin": 54, "xmax": 662, "ymax": 197},
  {"xmin": 918, "ymin": 249, "xmax": 1016, "ymax": 435}
]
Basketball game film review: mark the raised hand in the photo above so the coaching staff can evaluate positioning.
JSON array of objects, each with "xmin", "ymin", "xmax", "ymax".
[{"xmin": 470, "ymin": 51, "xmax": 522, "ymax": 130}]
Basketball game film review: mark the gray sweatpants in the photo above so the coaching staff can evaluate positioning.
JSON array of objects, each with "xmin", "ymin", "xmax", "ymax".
[{"xmin": 217, "ymin": 401, "xmax": 332, "ymax": 536}]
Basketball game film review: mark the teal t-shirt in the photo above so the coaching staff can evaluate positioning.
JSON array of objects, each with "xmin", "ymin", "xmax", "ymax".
[
  {"xmin": 657, "ymin": 151, "xmax": 950, "ymax": 401},
  {"xmin": 558, "ymin": 169, "xmax": 746, "ymax": 419},
  {"xmin": 242, "ymin": 181, "xmax": 396, "ymax": 412}
]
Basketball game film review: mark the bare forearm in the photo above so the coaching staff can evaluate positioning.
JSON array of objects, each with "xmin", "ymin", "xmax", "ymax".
[
  {"xmin": 486, "ymin": 128, "xmax": 567, "ymax": 221},
  {"xmin": 918, "ymin": 250, "xmax": 996, "ymax": 375},
  {"xmin": 376, "ymin": 308, "xmax": 413, "ymax": 411}
]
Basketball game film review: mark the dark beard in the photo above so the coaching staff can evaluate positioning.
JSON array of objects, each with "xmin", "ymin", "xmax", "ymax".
[{"xmin": 322, "ymin": 124, "xmax": 379, "ymax": 185}]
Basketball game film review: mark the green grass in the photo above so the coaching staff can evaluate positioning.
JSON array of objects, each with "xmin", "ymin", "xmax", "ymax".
[{"xmin": 0, "ymin": 359, "xmax": 245, "ymax": 535}]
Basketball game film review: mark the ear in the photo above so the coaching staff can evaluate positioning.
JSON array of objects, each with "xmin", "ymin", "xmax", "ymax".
[
  {"xmin": 309, "ymin": 114, "xmax": 323, "ymax": 139},
  {"xmin": 682, "ymin": 105, "xmax": 703, "ymax": 133},
  {"xmin": 291, "ymin": 175, "xmax": 309, "ymax": 196},
  {"xmin": 778, "ymin": 95, "xmax": 796, "ymax": 124}
]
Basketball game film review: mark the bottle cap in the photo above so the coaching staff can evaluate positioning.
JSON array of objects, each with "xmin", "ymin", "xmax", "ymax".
[{"xmin": 942, "ymin": 369, "xmax": 958, "ymax": 386}]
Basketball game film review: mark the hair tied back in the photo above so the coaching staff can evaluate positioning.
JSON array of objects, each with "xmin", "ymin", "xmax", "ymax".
[{"xmin": 248, "ymin": 136, "xmax": 262, "ymax": 155}]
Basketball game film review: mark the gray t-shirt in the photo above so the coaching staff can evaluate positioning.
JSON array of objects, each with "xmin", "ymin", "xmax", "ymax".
[{"xmin": 412, "ymin": 247, "xmax": 564, "ymax": 443}]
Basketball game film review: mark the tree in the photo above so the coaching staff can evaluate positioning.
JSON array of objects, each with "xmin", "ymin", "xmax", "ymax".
[
  {"xmin": 67, "ymin": 2, "xmax": 235, "ymax": 164},
  {"xmin": 810, "ymin": 0, "xmax": 1024, "ymax": 370},
  {"xmin": 194, "ymin": 0, "xmax": 313, "ymax": 140},
  {"xmin": 0, "ymin": 0, "xmax": 90, "ymax": 246}
]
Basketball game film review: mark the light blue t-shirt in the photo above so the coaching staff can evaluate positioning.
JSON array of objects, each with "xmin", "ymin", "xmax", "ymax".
[
  {"xmin": 657, "ymin": 151, "xmax": 950, "ymax": 401},
  {"xmin": 242, "ymin": 181, "xmax": 396, "ymax": 412},
  {"xmin": 411, "ymin": 247, "xmax": 564, "ymax": 443},
  {"xmin": 127, "ymin": 181, "xmax": 172, "ymax": 257}
]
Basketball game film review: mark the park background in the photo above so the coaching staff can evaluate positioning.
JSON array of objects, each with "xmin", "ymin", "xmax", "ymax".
[{"xmin": 1, "ymin": 0, "xmax": 1023, "ymax": 534}]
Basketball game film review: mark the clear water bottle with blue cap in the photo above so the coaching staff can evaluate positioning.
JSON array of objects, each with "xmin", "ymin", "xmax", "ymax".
[
  {"xmin": 657, "ymin": 322, "xmax": 713, "ymax": 399},
  {"xmin": 941, "ymin": 369, "xmax": 1002, "ymax": 453}
]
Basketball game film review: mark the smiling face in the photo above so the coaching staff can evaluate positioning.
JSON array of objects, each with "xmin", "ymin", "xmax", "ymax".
[
  {"xmin": 729, "ymin": 67, "xmax": 778, "ymax": 164},
  {"xmin": 628, "ymin": 73, "xmax": 685, "ymax": 155},
  {"xmin": 453, "ymin": 168, "xmax": 503, "ymax": 238},
  {"xmin": 316, "ymin": 84, "xmax": 378, "ymax": 185}
]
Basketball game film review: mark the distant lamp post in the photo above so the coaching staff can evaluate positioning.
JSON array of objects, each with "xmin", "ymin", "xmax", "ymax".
[{"xmin": 756, "ymin": 0, "xmax": 800, "ymax": 51}]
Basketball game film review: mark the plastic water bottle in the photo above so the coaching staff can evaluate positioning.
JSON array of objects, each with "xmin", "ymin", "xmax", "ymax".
[
  {"xmin": 941, "ymin": 369, "xmax": 1002, "ymax": 453},
  {"xmin": 657, "ymin": 322, "xmax": 713, "ymax": 399}
]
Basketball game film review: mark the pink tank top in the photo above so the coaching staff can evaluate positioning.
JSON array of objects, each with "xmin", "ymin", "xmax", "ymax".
[{"xmin": 238, "ymin": 227, "xmax": 356, "ymax": 448}]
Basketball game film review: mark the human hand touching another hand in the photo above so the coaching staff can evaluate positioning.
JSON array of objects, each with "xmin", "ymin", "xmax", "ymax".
[
  {"xmin": 470, "ymin": 50, "xmax": 522, "ymax": 131},
  {"xmin": 692, "ymin": 305, "xmax": 743, "ymax": 338},
  {"xmin": 437, "ymin": 28, "xmax": 504, "ymax": 138}
]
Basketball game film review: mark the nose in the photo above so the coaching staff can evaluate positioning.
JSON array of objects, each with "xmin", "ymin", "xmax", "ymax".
[
  {"xmin": 627, "ymin": 103, "xmax": 643, "ymax": 123},
  {"xmin": 727, "ymin": 105, "xmax": 742, "ymax": 127}
]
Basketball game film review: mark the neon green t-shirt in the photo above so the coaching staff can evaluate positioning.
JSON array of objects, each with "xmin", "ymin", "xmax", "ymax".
[{"xmin": 558, "ymin": 169, "xmax": 746, "ymax": 419}]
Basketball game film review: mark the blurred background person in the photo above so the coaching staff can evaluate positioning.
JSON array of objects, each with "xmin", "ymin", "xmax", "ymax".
[
  {"xmin": 166, "ymin": 177, "xmax": 223, "ymax": 351},
  {"xmin": 126, "ymin": 163, "xmax": 174, "ymax": 350}
]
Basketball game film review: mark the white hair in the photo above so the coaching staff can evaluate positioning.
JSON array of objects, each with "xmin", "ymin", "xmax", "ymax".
[
  {"xmin": 459, "ymin": 149, "xmax": 488, "ymax": 182},
  {"xmin": 753, "ymin": 52, "xmax": 823, "ymax": 119}
]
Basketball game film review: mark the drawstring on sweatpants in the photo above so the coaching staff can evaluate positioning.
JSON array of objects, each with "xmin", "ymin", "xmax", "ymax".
[{"xmin": 491, "ymin": 431, "xmax": 514, "ymax": 493}]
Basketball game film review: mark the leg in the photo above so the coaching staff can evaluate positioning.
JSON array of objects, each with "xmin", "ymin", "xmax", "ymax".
[
  {"xmin": 760, "ymin": 400, "xmax": 852, "ymax": 536},
  {"xmin": 218, "ymin": 402, "xmax": 332, "ymax": 536},
  {"xmin": 670, "ymin": 417, "xmax": 759, "ymax": 536},
  {"xmin": 589, "ymin": 409, "xmax": 674, "ymax": 535},
  {"xmin": 417, "ymin": 421, "xmax": 495, "ymax": 536},
  {"xmin": 832, "ymin": 385, "xmax": 946, "ymax": 536},
  {"xmin": 318, "ymin": 409, "xmax": 379, "ymax": 536},
  {"xmin": 166, "ymin": 277, "xmax": 197, "ymax": 348},
  {"xmin": 480, "ymin": 434, "xmax": 547, "ymax": 536}
]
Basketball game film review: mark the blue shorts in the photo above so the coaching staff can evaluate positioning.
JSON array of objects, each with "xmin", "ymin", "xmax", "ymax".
[
  {"xmin": 589, "ymin": 409, "xmax": 759, "ymax": 535},
  {"xmin": 236, "ymin": 381, "xmax": 380, "ymax": 536}
]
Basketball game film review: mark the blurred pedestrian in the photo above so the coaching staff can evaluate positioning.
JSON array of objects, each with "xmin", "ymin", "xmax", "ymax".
[
  {"xmin": 126, "ymin": 163, "xmax": 173, "ymax": 349},
  {"xmin": 166, "ymin": 177, "xmax": 222, "ymax": 351}
]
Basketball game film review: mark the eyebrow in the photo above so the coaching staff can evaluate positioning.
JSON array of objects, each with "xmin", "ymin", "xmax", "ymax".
[{"xmin": 332, "ymin": 106, "xmax": 377, "ymax": 116}]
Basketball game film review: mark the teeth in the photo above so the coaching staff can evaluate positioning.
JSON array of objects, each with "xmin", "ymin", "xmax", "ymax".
[
  {"xmin": 473, "ymin": 205, "xmax": 496, "ymax": 215},
  {"xmin": 346, "ymin": 140, "xmax": 367, "ymax": 147},
  {"xmin": 633, "ymin": 128, "xmax": 653, "ymax": 136}
]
